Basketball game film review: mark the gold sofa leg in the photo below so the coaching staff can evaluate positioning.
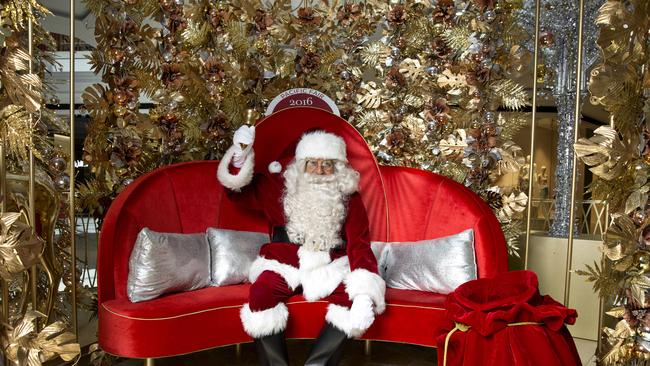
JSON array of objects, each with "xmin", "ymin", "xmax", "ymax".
[
  {"xmin": 144, "ymin": 358, "xmax": 155, "ymax": 366},
  {"xmin": 364, "ymin": 340, "xmax": 372, "ymax": 356},
  {"xmin": 236, "ymin": 343, "xmax": 242, "ymax": 360}
]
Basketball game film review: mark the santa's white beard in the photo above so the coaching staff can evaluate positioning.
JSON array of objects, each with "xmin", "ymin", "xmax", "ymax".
[{"xmin": 282, "ymin": 160, "xmax": 360, "ymax": 251}]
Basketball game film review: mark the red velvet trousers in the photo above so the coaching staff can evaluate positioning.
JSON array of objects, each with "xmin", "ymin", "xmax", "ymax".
[{"xmin": 249, "ymin": 243, "xmax": 353, "ymax": 312}]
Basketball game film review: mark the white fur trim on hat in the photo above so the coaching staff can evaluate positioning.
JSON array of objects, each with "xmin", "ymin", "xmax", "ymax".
[
  {"xmin": 295, "ymin": 131, "xmax": 347, "ymax": 162},
  {"xmin": 344, "ymin": 268, "xmax": 386, "ymax": 314},
  {"xmin": 217, "ymin": 145, "xmax": 255, "ymax": 191},
  {"xmin": 240, "ymin": 302, "xmax": 289, "ymax": 338},
  {"xmin": 268, "ymin": 161, "xmax": 282, "ymax": 173}
]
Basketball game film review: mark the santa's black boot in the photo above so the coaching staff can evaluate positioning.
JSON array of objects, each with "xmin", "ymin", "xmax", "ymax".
[
  {"xmin": 304, "ymin": 323, "xmax": 348, "ymax": 366},
  {"xmin": 254, "ymin": 331, "xmax": 290, "ymax": 366}
]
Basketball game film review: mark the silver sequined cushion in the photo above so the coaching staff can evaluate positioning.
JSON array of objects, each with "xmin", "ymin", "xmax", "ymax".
[
  {"xmin": 127, "ymin": 228, "xmax": 211, "ymax": 303},
  {"xmin": 206, "ymin": 228, "xmax": 269, "ymax": 286},
  {"xmin": 374, "ymin": 229, "xmax": 476, "ymax": 294}
]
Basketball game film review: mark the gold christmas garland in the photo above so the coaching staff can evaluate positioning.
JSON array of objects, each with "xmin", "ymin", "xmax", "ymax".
[{"xmin": 574, "ymin": 0, "xmax": 650, "ymax": 363}]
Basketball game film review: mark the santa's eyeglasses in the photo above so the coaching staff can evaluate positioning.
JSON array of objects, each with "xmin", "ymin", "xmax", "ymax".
[{"xmin": 304, "ymin": 159, "xmax": 336, "ymax": 173}]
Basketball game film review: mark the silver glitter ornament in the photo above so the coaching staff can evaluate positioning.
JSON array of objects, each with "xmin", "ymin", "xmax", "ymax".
[
  {"xmin": 162, "ymin": 50, "xmax": 173, "ymax": 62},
  {"xmin": 484, "ymin": 10, "xmax": 496, "ymax": 22},
  {"xmin": 50, "ymin": 157, "xmax": 67, "ymax": 172},
  {"xmin": 55, "ymin": 174, "xmax": 70, "ymax": 190}
]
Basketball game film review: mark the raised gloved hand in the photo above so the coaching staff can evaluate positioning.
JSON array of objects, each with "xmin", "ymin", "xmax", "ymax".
[
  {"xmin": 349, "ymin": 294, "xmax": 375, "ymax": 335},
  {"xmin": 232, "ymin": 125, "xmax": 255, "ymax": 168}
]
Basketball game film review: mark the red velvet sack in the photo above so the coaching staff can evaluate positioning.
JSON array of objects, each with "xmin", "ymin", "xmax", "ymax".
[{"xmin": 435, "ymin": 270, "xmax": 581, "ymax": 366}]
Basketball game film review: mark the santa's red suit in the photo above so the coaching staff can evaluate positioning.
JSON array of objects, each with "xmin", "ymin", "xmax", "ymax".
[{"xmin": 217, "ymin": 130, "xmax": 385, "ymax": 346}]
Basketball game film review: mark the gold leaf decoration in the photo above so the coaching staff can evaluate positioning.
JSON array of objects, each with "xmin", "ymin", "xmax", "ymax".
[
  {"xmin": 2, "ymin": 310, "xmax": 80, "ymax": 365},
  {"xmin": 360, "ymin": 41, "xmax": 390, "ymax": 68},
  {"xmin": 497, "ymin": 192, "xmax": 528, "ymax": 222},
  {"xmin": 182, "ymin": 19, "xmax": 210, "ymax": 47},
  {"xmin": 574, "ymin": 126, "xmax": 629, "ymax": 181},
  {"xmin": 0, "ymin": 211, "xmax": 44, "ymax": 280},
  {"xmin": 442, "ymin": 27, "xmax": 473, "ymax": 54},
  {"xmin": 0, "ymin": 47, "xmax": 42, "ymax": 112},
  {"xmin": 356, "ymin": 81, "xmax": 383, "ymax": 109},
  {"xmin": 490, "ymin": 79, "xmax": 529, "ymax": 110},
  {"xmin": 439, "ymin": 129, "xmax": 468, "ymax": 157}
]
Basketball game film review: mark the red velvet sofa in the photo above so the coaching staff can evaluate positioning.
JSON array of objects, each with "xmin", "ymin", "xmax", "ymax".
[{"xmin": 97, "ymin": 108, "xmax": 508, "ymax": 361}]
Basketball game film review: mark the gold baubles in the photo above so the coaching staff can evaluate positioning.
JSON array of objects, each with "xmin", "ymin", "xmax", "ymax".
[
  {"xmin": 633, "ymin": 250, "xmax": 650, "ymax": 274},
  {"xmin": 245, "ymin": 109, "xmax": 261, "ymax": 125}
]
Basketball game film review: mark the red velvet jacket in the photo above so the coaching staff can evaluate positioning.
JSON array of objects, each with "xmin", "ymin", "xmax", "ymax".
[
  {"xmin": 216, "ymin": 145, "xmax": 386, "ymax": 313},
  {"xmin": 229, "ymin": 169, "xmax": 378, "ymax": 275}
]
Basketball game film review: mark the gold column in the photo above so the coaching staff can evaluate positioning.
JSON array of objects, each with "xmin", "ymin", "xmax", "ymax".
[
  {"xmin": 596, "ymin": 118, "xmax": 614, "ymax": 353},
  {"xmin": 28, "ymin": 4, "xmax": 38, "ymax": 315},
  {"xmin": 69, "ymin": 0, "xmax": 78, "ymax": 338},
  {"xmin": 564, "ymin": 0, "xmax": 585, "ymax": 306},
  {"xmin": 0, "ymin": 142, "xmax": 7, "ymax": 323},
  {"xmin": 523, "ymin": 0, "xmax": 541, "ymax": 269}
]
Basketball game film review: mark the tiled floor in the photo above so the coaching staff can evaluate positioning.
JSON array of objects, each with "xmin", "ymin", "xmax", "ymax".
[{"xmin": 111, "ymin": 337, "xmax": 597, "ymax": 366}]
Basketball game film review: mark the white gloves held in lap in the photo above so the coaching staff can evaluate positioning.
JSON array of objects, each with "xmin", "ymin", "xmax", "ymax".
[
  {"xmin": 349, "ymin": 294, "xmax": 375, "ymax": 335},
  {"xmin": 232, "ymin": 125, "xmax": 255, "ymax": 168}
]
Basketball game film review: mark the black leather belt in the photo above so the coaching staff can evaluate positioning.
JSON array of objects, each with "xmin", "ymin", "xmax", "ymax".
[
  {"xmin": 272, "ymin": 226, "xmax": 290, "ymax": 243},
  {"xmin": 271, "ymin": 226, "xmax": 347, "ymax": 248}
]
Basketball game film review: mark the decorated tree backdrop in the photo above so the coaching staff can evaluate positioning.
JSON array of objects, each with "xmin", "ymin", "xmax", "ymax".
[{"xmin": 80, "ymin": 0, "xmax": 532, "ymax": 256}]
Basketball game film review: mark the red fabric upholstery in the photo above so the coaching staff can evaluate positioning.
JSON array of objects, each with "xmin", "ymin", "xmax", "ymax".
[
  {"xmin": 379, "ymin": 166, "xmax": 508, "ymax": 278},
  {"xmin": 99, "ymin": 285, "xmax": 450, "ymax": 358},
  {"xmin": 97, "ymin": 107, "xmax": 508, "ymax": 358}
]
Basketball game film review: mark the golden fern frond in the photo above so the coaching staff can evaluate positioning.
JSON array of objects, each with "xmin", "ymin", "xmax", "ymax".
[
  {"xmin": 498, "ymin": 112, "xmax": 530, "ymax": 140},
  {"xmin": 225, "ymin": 20, "xmax": 250, "ymax": 61},
  {"xmin": 0, "ymin": 105, "xmax": 43, "ymax": 162},
  {"xmin": 442, "ymin": 27, "xmax": 472, "ymax": 53},
  {"xmin": 321, "ymin": 49, "xmax": 344, "ymax": 72},
  {"xmin": 575, "ymin": 261, "xmax": 623, "ymax": 299},
  {"xmin": 86, "ymin": 49, "xmax": 111, "ymax": 77},
  {"xmin": 132, "ymin": 68, "xmax": 163, "ymax": 99},
  {"xmin": 182, "ymin": 20, "xmax": 211, "ymax": 48},
  {"xmin": 490, "ymin": 79, "xmax": 530, "ymax": 110},
  {"xmin": 1, "ymin": 46, "xmax": 43, "ymax": 112},
  {"xmin": 4, "ymin": 0, "xmax": 51, "ymax": 29},
  {"xmin": 81, "ymin": 0, "xmax": 104, "ymax": 17}
]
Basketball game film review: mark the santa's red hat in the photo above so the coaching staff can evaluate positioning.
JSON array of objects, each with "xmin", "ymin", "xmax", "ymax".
[{"xmin": 268, "ymin": 130, "xmax": 347, "ymax": 173}]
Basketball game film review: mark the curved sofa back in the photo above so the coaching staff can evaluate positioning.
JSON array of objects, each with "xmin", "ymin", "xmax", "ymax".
[{"xmin": 379, "ymin": 166, "xmax": 508, "ymax": 278}]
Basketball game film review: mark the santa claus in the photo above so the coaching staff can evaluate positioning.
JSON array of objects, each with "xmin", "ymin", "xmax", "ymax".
[{"xmin": 217, "ymin": 125, "xmax": 385, "ymax": 365}]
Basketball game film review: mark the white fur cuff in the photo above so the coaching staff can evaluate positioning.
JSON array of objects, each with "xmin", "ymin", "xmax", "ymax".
[
  {"xmin": 325, "ymin": 304, "xmax": 371, "ymax": 338},
  {"xmin": 344, "ymin": 269, "xmax": 386, "ymax": 314},
  {"xmin": 300, "ymin": 256, "xmax": 350, "ymax": 301},
  {"xmin": 240, "ymin": 303, "xmax": 288, "ymax": 338},
  {"xmin": 249, "ymin": 256, "xmax": 301, "ymax": 290},
  {"xmin": 217, "ymin": 145, "xmax": 255, "ymax": 191}
]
